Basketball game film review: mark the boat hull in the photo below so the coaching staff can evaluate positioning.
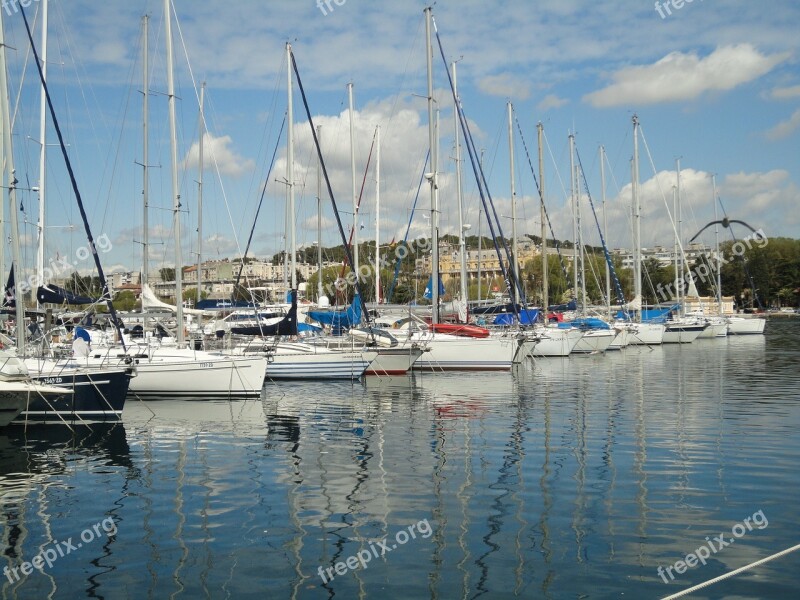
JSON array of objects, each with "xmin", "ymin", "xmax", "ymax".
[
  {"xmin": 572, "ymin": 329, "xmax": 616, "ymax": 353},
  {"xmin": 364, "ymin": 347, "xmax": 424, "ymax": 376},
  {"xmin": 726, "ymin": 316, "xmax": 766, "ymax": 335},
  {"xmin": 21, "ymin": 365, "xmax": 131, "ymax": 423},
  {"xmin": 130, "ymin": 355, "xmax": 267, "ymax": 399},
  {"xmin": 528, "ymin": 327, "xmax": 583, "ymax": 357},
  {"xmin": 662, "ymin": 324, "xmax": 706, "ymax": 344},
  {"xmin": 409, "ymin": 333, "xmax": 520, "ymax": 371},
  {"xmin": 626, "ymin": 323, "xmax": 665, "ymax": 345}
]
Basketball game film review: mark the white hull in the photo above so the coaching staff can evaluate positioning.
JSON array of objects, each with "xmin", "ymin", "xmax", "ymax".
[
  {"xmin": 608, "ymin": 327, "xmax": 631, "ymax": 350},
  {"xmin": 85, "ymin": 345, "xmax": 267, "ymax": 399},
  {"xmin": 697, "ymin": 320, "xmax": 729, "ymax": 338},
  {"xmin": 662, "ymin": 321, "xmax": 707, "ymax": 343},
  {"xmin": 263, "ymin": 343, "xmax": 376, "ymax": 380},
  {"xmin": 572, "ymin": 329, "xmax": 616, "ymax": 353},
  {"xmin": 626, "ymin": 323, "xmax": 665, "ymax": 345},
  {"xmin": 407, "ymin": 332, "xmax": 522, "ymax": 371},
  {"xmin": 528, "ymin": 327, "xmax": 583, "ymax": 357},
  {"xmin": 726, "ymin": 316, "xmax": 766, "ymax": 335},
  {"xmin": 364, "ymin": 347, "xmax": 424, "ymax": 376}
]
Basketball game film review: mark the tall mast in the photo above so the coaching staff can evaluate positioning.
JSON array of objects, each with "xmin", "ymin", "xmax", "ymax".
[
  {"xmin": 374, "ymin": 125, "xmax": 380, "ymax": 304},
  {"xmin": 424, "ymin": 7, "xmax": 439, "ymax": 323},
  {"xmin": 507, "ymin": 102, "xmax": 518, "ymax": 303},
  {"xmin": 712, "ymin": 174, "xmax": 722, "ymax": 314},
  {"xmin": 569, "ymin": 133, "xmax": 578, "ymax": 303},
  {"xmin": 453, "ymin": 61, "xmax": 467, "ymax": 305},
  {"xmin": 35, "ymin": 0, "xmax": 48, "ymax": 302},
  {"xmin": 141, "ymin": 14, "xmax": 150, "ymax": 296},
  {"xmin": 287, "ymin": 43, "xmax": 296, "ymax": 290},
  {"xmin": 477, "ymin": 148, "xmax": 484, "ymax": 302},
  {"xmin": 0, "ymin": 6, "xmax": 24, "ymax": 351},
  {"xmin": 348, "ymin": 82, "xmax": 358, "ymax": 276},
  {"xmin": 676, "ymin": 158, "xmax": 683, "ymax": 311},
  {"xmin": 538, "ymin": 123, "xmax": 548, "ymax": 311},
  {"xmin": 317, "ymin": 125, "xmax": 323, "ymax": 301},
  {"xmin": 600, "ymin": 145, "xmax": 610, "ymax": 318},
  {"xmin": 672, "ymin": 184, "xmax": 679, "ymax": 307},
  {"xmin": 632, "ymin": 115, "xmax": 642, "ymax": 322},
  {"xmin": 165, "ymin": 0, "xmax": 184, "ymax": 344},
  {"xmin": 575, "ymin": 140, "xmax": 586, "ymax": 316},
  {"xmin": 197, "ymin": 81, "xmax": 204, "ymax": 304}
]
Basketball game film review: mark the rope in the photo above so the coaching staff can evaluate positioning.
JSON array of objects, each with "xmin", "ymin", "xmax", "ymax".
[{"xmin": 660, "ymin": 542, "xmax": 800, "ymax": 600}]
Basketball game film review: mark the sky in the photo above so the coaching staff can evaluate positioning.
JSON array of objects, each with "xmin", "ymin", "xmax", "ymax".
[{"xmin": 2, "ymin": 0, "xmax": 798, "ymax": 281}]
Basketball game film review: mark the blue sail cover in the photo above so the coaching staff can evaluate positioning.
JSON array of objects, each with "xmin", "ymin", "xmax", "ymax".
[
  {"xmin": 37, "ymin": 284, "xmax": 96, "ymax": 305},
  {"xmin": 493, "ymin": 308, "xmax": 540, "ymax": 326},
  {"xmin": 615, "ymin": 306, "xmax": 677, "ymax": 324},
  {"xmin": 307, "ymin": 292, "xmax": 362, "ymax": 333},
  {"xmin": 558, "ymin": 317, "xmax": 611, "ymax": 330}
]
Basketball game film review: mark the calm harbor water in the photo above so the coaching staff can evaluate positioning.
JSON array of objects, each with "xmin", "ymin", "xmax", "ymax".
[{"xmin": 2, "ymin": 320, "xmax": 799, "ymax": 599}]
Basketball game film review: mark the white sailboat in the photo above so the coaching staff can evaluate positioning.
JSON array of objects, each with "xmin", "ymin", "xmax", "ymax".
[
  {"xmin": 412, "ymin": 10, "xmax": 531, "ymax": 369},
  {"xmin": 626, "ymin": 116, "xmax": 665, "ymax": 346},
  {"xmin": 90, "ymin": 2, "xmax": 267, "ymax": 399}
]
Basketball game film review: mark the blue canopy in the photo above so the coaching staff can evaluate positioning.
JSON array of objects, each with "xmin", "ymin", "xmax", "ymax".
[{"xmin": 307, "ymin": 292, "xmax": 362, "ymax": 334}]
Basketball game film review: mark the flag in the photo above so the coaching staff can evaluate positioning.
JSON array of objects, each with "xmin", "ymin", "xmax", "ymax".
[{"xmin": 423, "ymin": 275, "xmax": 445, "ymax": 300}]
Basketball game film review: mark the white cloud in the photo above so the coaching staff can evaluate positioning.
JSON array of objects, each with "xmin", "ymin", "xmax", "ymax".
[
  {"xmin": 537, "ymin": 94, "xmax": 569, "ymax": 111},
  {"xmin": 184, "ymin": 133, "xmax": 255, "ymax": 177},
  {"xmin": 476, "ymin": 73, "xmax": 531, "ymax": 100},
  {"xmin": 765, "ymin": 108, "xmax": 800, "ymax": 140},
  {"xmin": 770, "ymin": 85, "xmax": 800, "ymax": 100},
  {"xmin": 584, "ymin": 44, "xmax": 789, "ymax": 107}
]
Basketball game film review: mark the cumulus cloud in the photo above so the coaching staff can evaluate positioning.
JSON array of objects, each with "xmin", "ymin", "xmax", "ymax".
[
  {"xmin": 584, "ymin": 44, "xmax": 788, "ymax": 107},
  {"xmin": 537, "ymin": 94, "xmax": 569, "ymax": 111},
  {"xmin": 184, "ymin": 133, "xmax": 255, "ymax": 177},
  {"xmin": 476, "ymin": 73, "xmax": 531, "ymax": 100},
  {"xmin": 770, "ymin": 85, "xmax": 800, "ymax": 100},
  {"xmin": 765, "ymin": 108, "xmax": 800, "ymax": 140}
]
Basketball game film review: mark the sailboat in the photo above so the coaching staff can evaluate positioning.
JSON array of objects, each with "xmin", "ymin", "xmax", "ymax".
[
  {"xmin": 82, "ymin": 5, "xmax": 267, "ymax": 399},
  {"xmin": 4, "ymin": 2, "xmax": 133, "ymax": 423},
  {"xmin": 625, "ymin": 116, "xmax": 666, "ymax": 345}
]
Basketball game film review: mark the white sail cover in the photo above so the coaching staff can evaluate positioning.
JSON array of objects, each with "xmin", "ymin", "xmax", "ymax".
[
  {"xmin": 622, "ymin": 295, "xmax": 642, "ymax": 310},
  {"xmin": 141, "ymin": 283, "xmax": 206, "ymax": 316}
]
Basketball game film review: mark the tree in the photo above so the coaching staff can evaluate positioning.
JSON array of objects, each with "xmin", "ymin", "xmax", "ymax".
[{"xmin": 159, "ymin": 267, "xmax": 175, "ymax": 282}]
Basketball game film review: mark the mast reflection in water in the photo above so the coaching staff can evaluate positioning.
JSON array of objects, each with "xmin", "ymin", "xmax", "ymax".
[{"xmin": 0, "ymin": 321, "xmax": 798, "ymax": 598}]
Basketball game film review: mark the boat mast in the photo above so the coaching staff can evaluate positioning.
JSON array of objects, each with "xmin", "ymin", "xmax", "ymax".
[
  {"xmin": 317, "ymin": 125, "xmax": 323, "ymax": 301},
  {"xmin": 453, "ymin": 61, "xmax": 468, "ymax": 306},
  {"xmin": 165, "ymin": 0, "xmax": 184, "ymax": 344},
  {"xmin": 632, "ymin": 115, "xmax": 642, "ymax": 323},
  {"xmin": 600, "ymin": 145, "xmax": 610, "ymax": 319},
  {"xmin": 568, "ymin": 133, "xmax": 579, "ymax": 307},
  {"xmin": 672, "ymin": 184, "xmax": 680, "ymax": 307},
  {"xmin": 141, "ymin": 14, "xmax": 150, "ymax": 316},
  {"xmin": 0, "ymin": 7, "xmax": 25, "ymax": 352},
  {"xmin": 197, "ymin": 81, "xmax": 204, "ymax": 304},
  {"xmin": 538, "ymin": 123, "xmax": 548, "ymax": 311},
  {"xmin": 374, "ymin": 125, "xmax": 380, "ymax": 304},
  {"xmin": 35, "ymin": 0, "xmax": 48, "ymax": 303},
  {"xmin": 477, "ymin": 149, "xmax": 484, "ymax": 302},
  {"xmin": 676, "ymin": 158, "xmax": 683, "ymax": 313},
  {"xmin": 424, "ymin": 7, "xmax": 439, "ymax": 324},
  {"xmin": 287, "ymin": 43, "xmax": 296, "ymax": 291},
  {"xmin": 712, "ymin": 174, "xmax": 722, "ymax": 314},
  {"xmin": 348, "ymin": 82, "xmax": 358, "ymax": 276},
  {"xmin": 507, "ymin": 102, "xmax": 518, "ymax": 303}
]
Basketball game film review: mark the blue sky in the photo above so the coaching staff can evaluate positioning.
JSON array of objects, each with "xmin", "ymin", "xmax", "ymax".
[{"xmin": 2, "ymin": 0, "xmax": 798, "ymax": 279}]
